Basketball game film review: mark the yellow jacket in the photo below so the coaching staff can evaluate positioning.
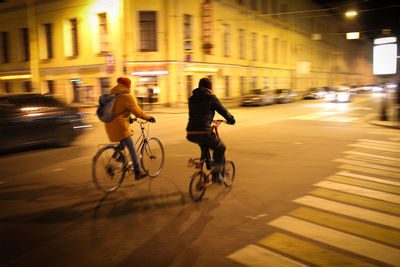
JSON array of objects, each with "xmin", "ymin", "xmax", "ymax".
[{"xmin": 105, "ymin": 84, "xmax": 151, "ymax": 142}]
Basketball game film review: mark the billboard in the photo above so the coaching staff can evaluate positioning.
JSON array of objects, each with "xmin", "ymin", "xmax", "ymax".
[{"xmin": 373, "ymin": 38, "xmax": 397, "ymax": 75}]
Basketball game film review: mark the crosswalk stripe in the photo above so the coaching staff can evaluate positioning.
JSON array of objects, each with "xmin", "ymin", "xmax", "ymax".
[
  {"xmin": 344, "ymin": 154, "xmax": 400, "ymax": 167},
  {"xmin": 310, "ymin": 188, "xmax": 400, "ymax": 215},
  {"xmin": 227, "ymin": 244, "xmax": 307, "ymax": 267},
  {"xmin": 350, "ymin": 143, "xmax": 400, "ymax": 153},
  {"xmin": 334, "ymin": 159, "xmax": 400, "ymax": 172},
  {"xmin": 268, "ymin": 216, "xmax": 400, "ymax": 266},
  {"xmin": 337, "ymin": 171, "xmax": 400, "ymax": 186},
  {"xmin": 289, "ymin": 207, "xmax": 400, "ymax": 247},
  {"xmin": 326, "ymin": 175, "xmax": 400, "ymax": 194},
  {"xmin": 315, "ymin": 180, "xmax": 400, "ymax": 204},
  {"xmin": 294, "ymin": 195, "xmax": 400, "ymax": 228},
  {"xmin": 258, "ymin": 233, "xmax": 377, "ymax": 267},
  {"xmin": 339, "ymin": 164, "xmax": 400, "ymax": 179},
  {"xmin": 358, "ymin": 139, "xmax": 400, "ymax": 147},
  {"xmin": 343, "ymin": 150, "xmax": 400, "ymax": 162}
]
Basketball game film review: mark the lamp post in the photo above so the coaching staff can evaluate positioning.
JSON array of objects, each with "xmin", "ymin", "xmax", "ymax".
[{"xmin": 373, "ymin": 30, "xmax": 398, "ymax": 121}]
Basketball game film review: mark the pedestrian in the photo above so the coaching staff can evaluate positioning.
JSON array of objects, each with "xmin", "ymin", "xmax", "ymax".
[
  {"xmin": 396, "ymin": 81, "xmax": 400, "ymax": 126},
  {"xmin": 186, "ymin": 77, "xmax": 235, "ymax": 183},
  {"xmin": 135, "ymin": 83, "xmax": 147, "ymax": 109},
  {"xmin": 105, "ymin": 77, "xmax": 156, "ymax": 180}
]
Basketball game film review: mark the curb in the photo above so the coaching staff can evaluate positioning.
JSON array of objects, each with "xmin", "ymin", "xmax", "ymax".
[{"xmin": 369, "ymin": 120, "xmax": 400, "ymax": 129}]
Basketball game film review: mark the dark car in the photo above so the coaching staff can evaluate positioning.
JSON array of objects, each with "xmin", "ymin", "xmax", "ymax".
[
  {"xmin": 241, "ymin": 89, "xmax": 275, "ymax": 106},
  {"xmin": 303, "ymin": 87, "xmax": 325, "ymax": 99},
  {"xmin": 274, "ymin": 89, "xmax": 296, "ymax": 104},
  {"xmin": 0, "ymin": 94, "xmax": 91, "ymax": 153}
]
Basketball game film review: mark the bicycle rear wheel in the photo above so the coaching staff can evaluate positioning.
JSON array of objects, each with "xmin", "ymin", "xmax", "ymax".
[
  {"xmin": 92, "ymin": 145, "xmax": 126, "ymax": 193},
  {"xmin": 140, "ymin": 137, "xmax": 164, "ymax": 177},
  {"xmin": 189, "ymin": 171, "xmax": 208, "ymax": 202},
  {"xmin": 223, "ymin": 160, "xmax": 235, "ymax": 187}
]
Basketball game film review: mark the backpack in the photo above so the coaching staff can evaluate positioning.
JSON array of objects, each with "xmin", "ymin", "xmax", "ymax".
[{"xmin": 96, "ymin": 93, "xmax": 126, "ymax": 122}]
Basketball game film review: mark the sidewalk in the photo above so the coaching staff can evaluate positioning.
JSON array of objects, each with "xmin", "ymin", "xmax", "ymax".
[
  {"xmin": 369, "ymin": 119, "xmax": 399, "ymax": 129},
  {"xmin": 79, "ymin": 98, "xmax": 241, "ymax": 116}
]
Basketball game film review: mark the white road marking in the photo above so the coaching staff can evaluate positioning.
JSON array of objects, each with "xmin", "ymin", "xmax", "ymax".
[
  {"xmin": 268, "ymin": 216, "xmax": 400, "ymax": 266},
  {"xmin": 337, "ymin": 170, "xmax": 400, "ymax": 186},
  {"xmin": 343, "ymin": 150, "xmax": 400, "ymax": 162},
  {"xmin": 334, "ymin": 158, "xmax": 400, "ymax": 173},
  {"xmin": 227, "ymin": 244, "xmax": 307, "ymax": 267},
  {"xmin": 294, "ymin": 195, "xmax": 400, "ymax": 228},
  {"xmin": 315, "ymin": 180, "xmax": 400, "ymax": 204},
  {"xmin": 349, "ymin": 143, "xmax": 400, "ymax": 153}
]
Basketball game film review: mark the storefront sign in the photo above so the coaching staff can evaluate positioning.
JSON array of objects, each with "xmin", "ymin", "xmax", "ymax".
[{"xmin": 202, "ymin": 0, "xmax": 213, "ymax": 54}]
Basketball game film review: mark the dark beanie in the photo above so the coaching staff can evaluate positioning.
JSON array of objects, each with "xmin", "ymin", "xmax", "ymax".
[{"xmin": 199, "ymin": 78, "xmax": 212, "ymax": 90}]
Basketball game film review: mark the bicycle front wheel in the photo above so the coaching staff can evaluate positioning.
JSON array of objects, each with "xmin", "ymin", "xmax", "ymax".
[
  {"xmin": 223, "ymin": 160, "xmax": 235, "ymax": 187},
  {"xmin": 140, "ymin": 137, "xmax": 165, "ymax": 177},
  {"xmin": 92, "ymin": 145, "xmax": 126, "ymax": 193},
  {"xmin": 189, "ymin": 171, "xmax": 208, "ymax": 202}
]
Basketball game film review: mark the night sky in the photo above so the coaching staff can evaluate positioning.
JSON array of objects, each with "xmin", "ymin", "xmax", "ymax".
[{"xmin": 313, "ymin": 0, "xmax": 400, "ymax": 40}]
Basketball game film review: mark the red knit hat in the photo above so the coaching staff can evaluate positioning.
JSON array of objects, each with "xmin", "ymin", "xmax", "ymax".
[{"xmin": 117, "ymin": 77, "xmax": 131, "ymax": 88}]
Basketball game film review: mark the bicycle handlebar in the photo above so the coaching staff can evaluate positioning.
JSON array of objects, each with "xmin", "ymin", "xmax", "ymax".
[{"xmin": 129, "ymin": 116, "xmax": 152, "ymax": 124}]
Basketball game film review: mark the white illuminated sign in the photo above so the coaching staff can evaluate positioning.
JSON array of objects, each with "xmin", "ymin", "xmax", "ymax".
[
  {"xmin": 373, "ymin": 43, "xmax": 397, "ymax": 75},
  {"xmin": 346, "ymin": 32, "xmax": 359, "ymax": 40},
  {"xmin": 374, "ymin": 37, "xmax": 397, "ymax": 45}
]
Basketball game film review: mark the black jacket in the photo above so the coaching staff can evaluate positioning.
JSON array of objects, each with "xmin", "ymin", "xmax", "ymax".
[{"xmin": 186, "ymin": 87, "xmax": 235, "ymax": 132}]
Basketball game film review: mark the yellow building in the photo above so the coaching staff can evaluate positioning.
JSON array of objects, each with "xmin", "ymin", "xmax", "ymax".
[{"xmin": 0, "ymin": 0, "xmax": 375, "ymax": 105}]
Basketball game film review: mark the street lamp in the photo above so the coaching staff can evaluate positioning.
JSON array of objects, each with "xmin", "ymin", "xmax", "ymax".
[
  {"xmin": 345, "ymin": 10, "xmax": 358, "ymax": 17},
  {"xmin": 373, "ymin": 30, "xmax": 398, "ymax": 121}
]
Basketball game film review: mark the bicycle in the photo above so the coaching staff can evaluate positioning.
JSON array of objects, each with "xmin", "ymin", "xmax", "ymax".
[
  {"xmin": 92, "ymin": 117, "xmax": 165, "ymax": 193},
  {"xmin": 188, "ymin": 120, "xmax": 235, "ymax": 202}
]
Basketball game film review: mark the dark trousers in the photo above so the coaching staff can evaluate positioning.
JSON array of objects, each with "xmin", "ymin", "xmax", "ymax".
[{"xmin": 187, "ymin": 133, "xmax": 226, "ymax": 172}]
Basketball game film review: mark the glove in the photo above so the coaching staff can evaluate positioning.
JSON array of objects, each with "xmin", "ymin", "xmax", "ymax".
[
  {"xmin": 227, "ymin": 117, "xmax": 235, "ymax": 125},
  {"xmin": 148, "ymin": 117, "xmax": 156, "ymax": 123}
]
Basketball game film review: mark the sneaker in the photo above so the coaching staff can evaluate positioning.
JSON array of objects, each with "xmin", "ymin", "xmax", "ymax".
[
  {"xmin": 212, "ymin": 172, "xmax": 223, "ymax": 184},
  {"xmin": 135, "ymin": 169, "xmax": 148, "ymax": 180}
]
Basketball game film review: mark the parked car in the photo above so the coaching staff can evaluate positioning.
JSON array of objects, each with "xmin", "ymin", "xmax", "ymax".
[
  {"xmin": 274, "ymin": 89, "xmax": 296, "ymax": 104},
  {"xmin": 241, "ymin": 89, "xmax": 275, "ymax": 106},
  {"xmin": 303, "ymin": 87, "xmax": 325, "ymax": 99},
  {"xmin": 0, "ymin": 94, "xmax": 91, "ymax": 153},
  {"xmin": 324, "ymin": 87, "xmax": 352, "ymax": 103}
]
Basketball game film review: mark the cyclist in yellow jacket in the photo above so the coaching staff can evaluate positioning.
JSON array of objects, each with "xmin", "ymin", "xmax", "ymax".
[{"xmin": 105, "ymin": 77, "xmax": 155, "ymax": 179}]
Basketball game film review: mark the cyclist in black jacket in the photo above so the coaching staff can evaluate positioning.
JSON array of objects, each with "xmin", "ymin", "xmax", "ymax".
[{"xmin": 186, "ymin": 78, "xmax": 235, "ymax": 183}]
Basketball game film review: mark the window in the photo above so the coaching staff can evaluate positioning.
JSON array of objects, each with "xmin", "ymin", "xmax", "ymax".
[
  {"xmin": 280, "ymin": 4, "xmax": 288, "ymax": 21},
  {"xmin": 251, "ymin": 77, "xmax": 257, "ymax": 89},
  {"xmin": 1, "ymin": 31, "xmax": 9, "ymax": 63},
  {"xmin": 263, "ymin": 77, "xmax": 269, "ymax": 88},
  {"xmin": 44, "ymin": 23, "xmax": 53, "ymax": 58},
  {"xmin": 4, "ymin": 82, "xmax": 10, "ymax": 93},
  {"xmin": 24, "ymin": 81, "xmax": 32, "ymax": 92},
  {"xmin": 21, "ymin": 28, "xmax": 29, "ymax": 61},
  {"xmin": 100, "ymin": 77, "xmax": 110, "ymax": 95},
  {"xmin": 238, "ymin": 29, "xmax": 245, "ymax": 59},
  {"xmin": 282, "ymin": 41, "xmax": 287, "ymax": 64},
  {"xmin": 263, "ymin": 35, "xmax": 268, "ymax": 62},
  {"xmin": 225, "ymin": 76, "xmax": 230, "ymax": 97},
  {"xmin": 262, "ymin": 0, "xmax": 268, "ymax": 14},
  {"xmin": 223, "ymin": 24, "xmax": 230, "ymax": 57},
  {"xmin": 47, "ymin": 80, "xmax": 54, "ymax": 94},
  {"xmin": 64, "ymin": 18, "xmax": 79, "ymax": 57},
  {"xmin": 250, "ymin": 0, "xmax": 257, "ymax": 10},
  {"xmin": 98, "ymin": 13, "xmax": 109, "ymax": 53},
  {"xmin": 240, "ymin": 76, "xmax": 245, "ymax": 95},
  {"xmin": 186, "ymin": 75, "xmax": 193, "ymax": 99},
  {"xmin": 273, "ymin": 38, "xmax": 278, "ymax": 63},
  {"xmin": 252, "ymin": 32, "xmax": 257, "ymax": 61},
  {"xmin": 70, "ymin": 18, "xmax": 78, "ymax": 56},
  {"xmin": 139, "ymin": 11, "xmax": 157, "ymax": 52},
  {"xmin": 272, "ymin": 0, "xmax": 278, "ymax": 15}
]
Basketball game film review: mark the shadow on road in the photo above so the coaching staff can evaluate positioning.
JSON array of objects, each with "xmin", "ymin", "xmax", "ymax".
[{"xmin": 117, "ymin": 187, "xmax": 232, "ymax": 267}]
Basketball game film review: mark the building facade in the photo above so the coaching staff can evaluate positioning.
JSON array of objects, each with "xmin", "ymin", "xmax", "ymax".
[{"xmin": 0, "ymin": 0, "xmax": 376, "ymax": 105}]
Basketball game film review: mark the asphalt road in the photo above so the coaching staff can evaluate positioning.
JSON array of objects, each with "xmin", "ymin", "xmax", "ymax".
[{"xmin": 0, "ymin": 93, "xmax": 399, "ymax": 266}]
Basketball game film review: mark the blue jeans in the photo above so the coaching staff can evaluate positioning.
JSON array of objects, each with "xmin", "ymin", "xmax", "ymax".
[{"xmin": 120, "ymin": 136, "xmax": 140, "ymax": 171}]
